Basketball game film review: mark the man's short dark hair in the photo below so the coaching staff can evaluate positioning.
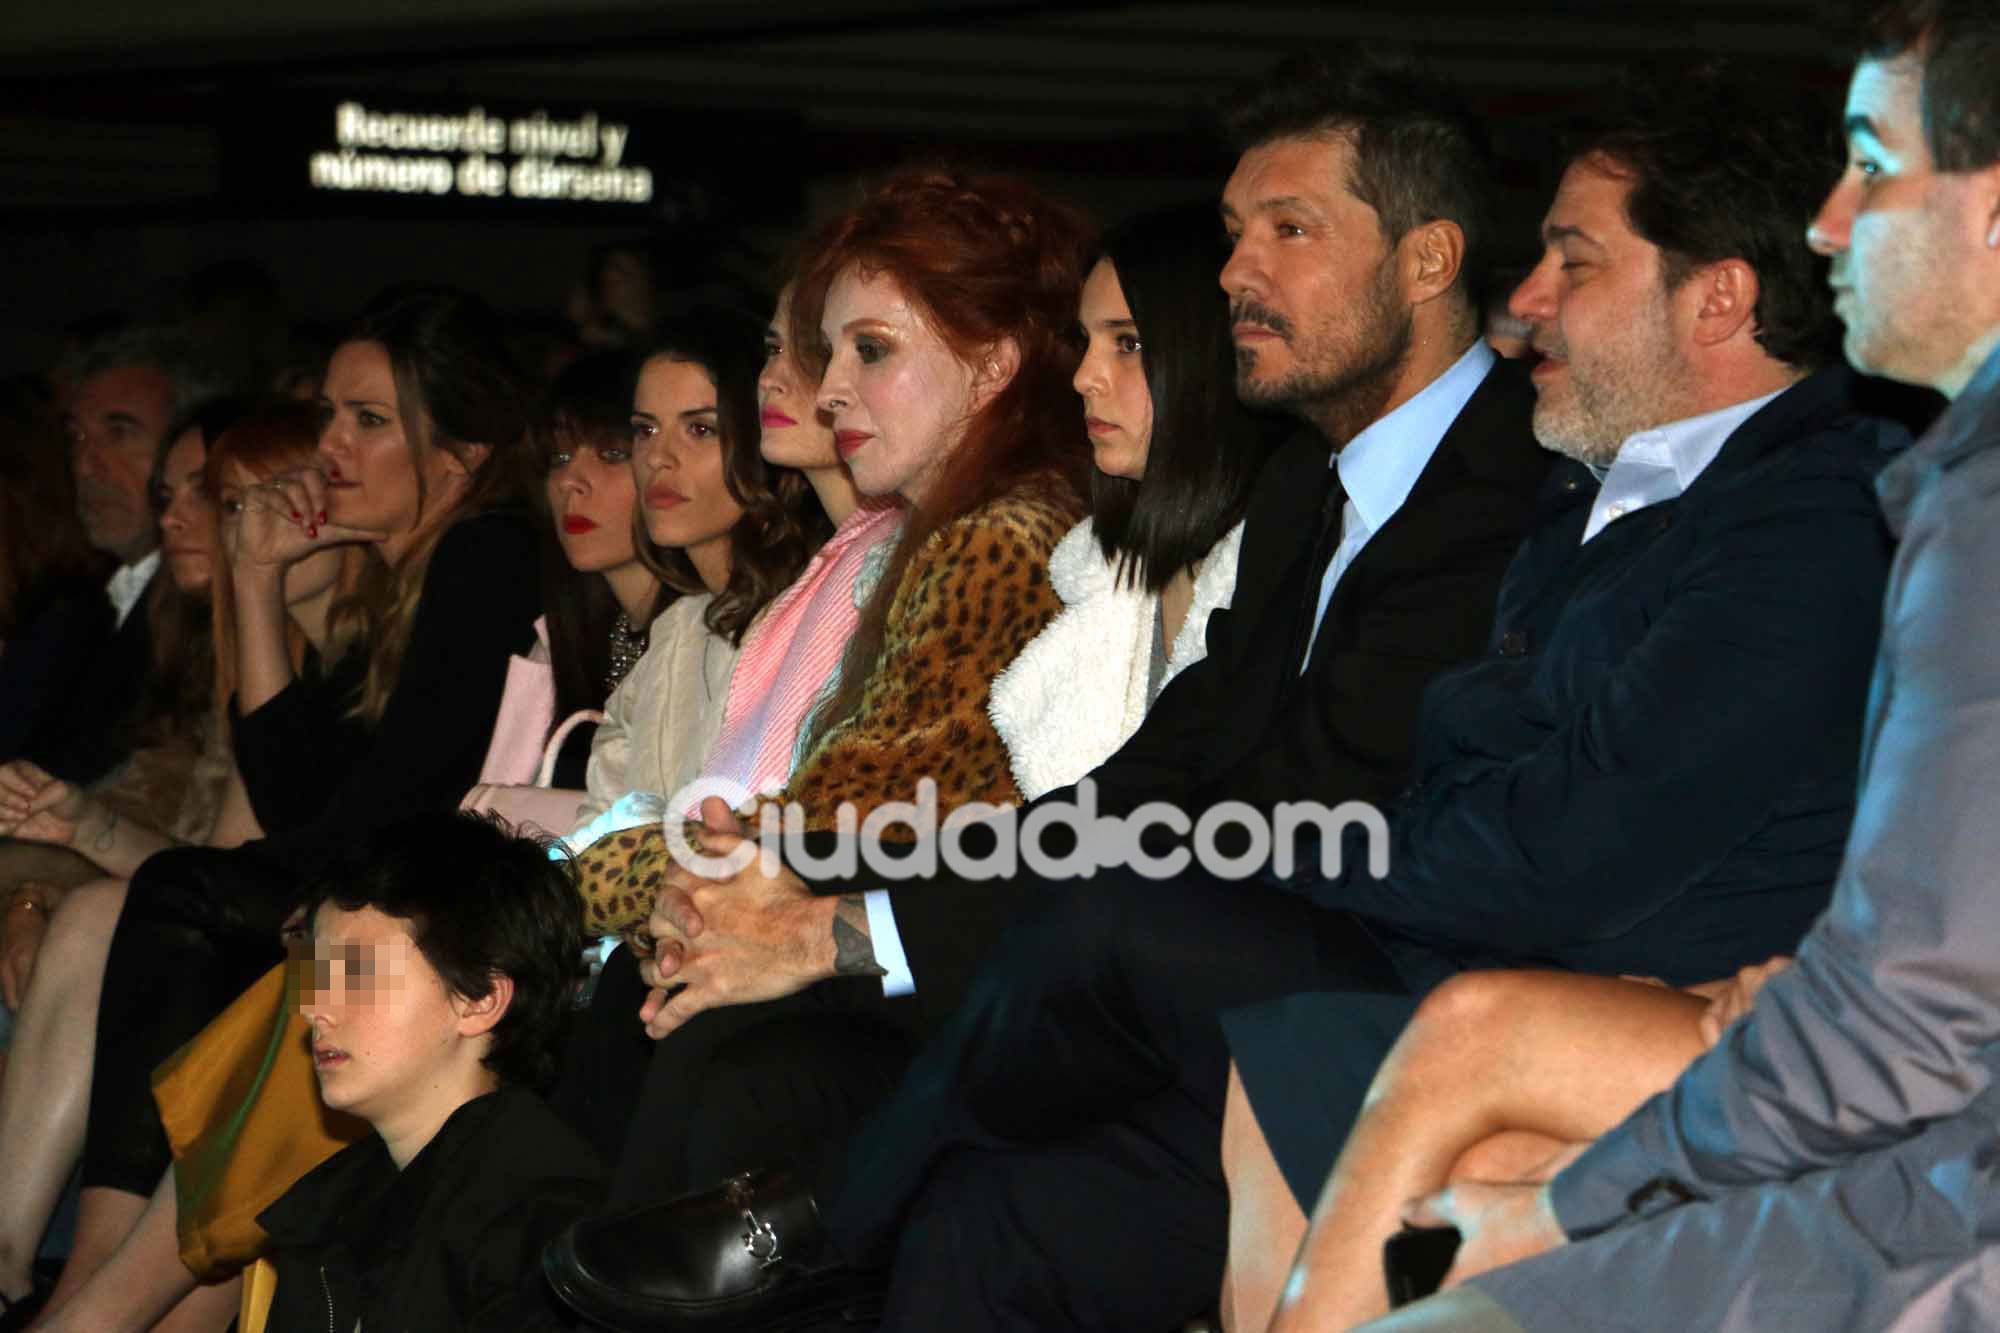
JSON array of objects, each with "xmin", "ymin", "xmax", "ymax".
[
  {"xmin": 303, "ymin": 812, "xmax": 587, "ymax": 1091},
  {"xmin": 1567, "ymin": 61, "xmax": 1844, "ymax": 372},
  {"xmin": 1860, "ymin": 0, "xmax": 2000, "ymax": 172},
  {"xmin": 1221, "ymin": 49, "xmax": 1496, "ymax": 308}
]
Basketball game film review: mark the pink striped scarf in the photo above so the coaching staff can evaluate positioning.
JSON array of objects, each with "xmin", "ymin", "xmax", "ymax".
[{"xmin": 694, "ymin": 496, "xmax": 905, "ymax": 807}]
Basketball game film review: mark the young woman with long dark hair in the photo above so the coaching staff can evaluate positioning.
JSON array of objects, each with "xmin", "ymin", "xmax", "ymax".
[{"xmin": 990, "ymin": 201, "xmax": 1278, "ymax": 796}]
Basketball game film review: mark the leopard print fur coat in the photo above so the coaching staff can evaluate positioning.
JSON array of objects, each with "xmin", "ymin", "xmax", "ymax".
[{"xmin": 572, "ymin": 468, "xmax": 1083, "ymax": 939}]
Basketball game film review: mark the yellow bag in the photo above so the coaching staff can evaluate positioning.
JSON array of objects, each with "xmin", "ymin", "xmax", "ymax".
[{"xmin": 150, "ymin": 961, "xmax": 368, "ymax": 1279}]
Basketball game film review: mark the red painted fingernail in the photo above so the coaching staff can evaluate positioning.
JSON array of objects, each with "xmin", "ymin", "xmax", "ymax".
[
  {"xmin": 316, "ymin": 510, "xmax": 326, "ymax": 525},
  {"xmin": 290, "ymin": 508, "xmax": 301, "ymax": 520},
  {"xmin": 306, "ymin": 525, "xmax": 317, "ymax": 538}
]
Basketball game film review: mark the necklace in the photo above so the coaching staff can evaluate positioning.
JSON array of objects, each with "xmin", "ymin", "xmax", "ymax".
[{"xmin": 606, "ymin": 612, "xmax": 648, "ymax": 693}]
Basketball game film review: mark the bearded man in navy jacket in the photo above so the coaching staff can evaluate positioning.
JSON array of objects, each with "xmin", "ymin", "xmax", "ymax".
[{"xmin": 819, "ymin": 64, "xmax": 1907, "ymax": 1332}]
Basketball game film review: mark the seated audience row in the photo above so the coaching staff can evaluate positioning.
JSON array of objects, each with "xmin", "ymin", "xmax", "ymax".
[{"xmin": 2, "ymin": 3, "xmax": 1994, "ymax": 1329}]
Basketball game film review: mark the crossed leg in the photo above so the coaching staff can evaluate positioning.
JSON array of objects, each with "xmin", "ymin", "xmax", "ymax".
[{"xmin": 1222, "ymin": 970, "xmax": 1711, "ymax": 1332}]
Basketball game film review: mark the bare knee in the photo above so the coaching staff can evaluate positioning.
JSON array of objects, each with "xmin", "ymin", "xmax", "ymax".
[{"xmin": 1409, "ymin": 971, "xmax": 1527, "ymax": 1034}]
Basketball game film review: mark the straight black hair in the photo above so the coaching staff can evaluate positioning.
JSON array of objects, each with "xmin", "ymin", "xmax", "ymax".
[{"xmin": 1089, "ymin": 202, "xmax": 1279, "ymax": 592}]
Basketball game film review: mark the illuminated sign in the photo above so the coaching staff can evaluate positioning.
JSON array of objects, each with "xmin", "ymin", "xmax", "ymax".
[
  {"xmin": 306, "ymin": 101, "xmax": 654, "ymax": 205},
  {"xmin": 216, "ymin": 94, "xmax": 800, "ymax": 222}
]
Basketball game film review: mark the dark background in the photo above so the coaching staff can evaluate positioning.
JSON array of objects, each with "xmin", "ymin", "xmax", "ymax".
[{"xmin": 0, "ymin": 0, "xmax": 1850, "ymax": 372}]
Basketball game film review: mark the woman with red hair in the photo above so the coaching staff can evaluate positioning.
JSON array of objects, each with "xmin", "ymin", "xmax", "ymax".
[
  {"xmin": 550, "ymin": 169, "xmax": 1094, "ymax": 1329},
  {"xmin": 570, "ymin": 169, "xmax": 1094, "ymax": 915}
]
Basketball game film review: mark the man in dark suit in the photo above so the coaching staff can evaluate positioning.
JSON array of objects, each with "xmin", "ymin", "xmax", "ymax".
[
  {"xmin": 571, "ymin": 64, "xmax": 1898, "ymax": 1333},
  {"xmin": 17, "ymin": 327, "xmax": 209, "ymax": 785},
  {"xmin": 543, "ymin": 52, "xmax": 1553, "ymax": 1332}
]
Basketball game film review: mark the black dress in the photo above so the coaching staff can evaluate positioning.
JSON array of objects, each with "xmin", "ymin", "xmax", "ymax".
[{"xmin": 82, "ymin": 509, "xmax": 541, "ymax": 1196}]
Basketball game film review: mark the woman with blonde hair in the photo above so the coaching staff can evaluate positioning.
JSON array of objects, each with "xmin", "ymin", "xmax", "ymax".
[
  {"xmin": 0, "ymin": 396, "xmax": 361, "ymax": 1329},
  {"xmin": 12, "ymin": 285, "xmax": 541, "ymax": 1326}
]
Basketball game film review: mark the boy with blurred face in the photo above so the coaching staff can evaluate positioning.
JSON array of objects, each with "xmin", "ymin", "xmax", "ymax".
[
  {"xmin": 1373, "ymin": 4, "xmax": 2000, "ymax": 1330},
  {"xmin": 256, "ymin": 814, "xmax": 602, "ymax": 1332}
]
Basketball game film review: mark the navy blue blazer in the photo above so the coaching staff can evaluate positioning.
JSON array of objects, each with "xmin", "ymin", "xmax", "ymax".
[{"xmin": 1289, "ymin": 365, "xmax": 1904, "ymax": 988}]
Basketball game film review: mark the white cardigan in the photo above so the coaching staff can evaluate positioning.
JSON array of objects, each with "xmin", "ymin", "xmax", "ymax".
[
  {"xmin": 989, "ymin": 517, "xmax": 1243, "ymax": 800},
  {"xmin": 579, "ymin": 593, "xmax": 740, "ymax": 820}
]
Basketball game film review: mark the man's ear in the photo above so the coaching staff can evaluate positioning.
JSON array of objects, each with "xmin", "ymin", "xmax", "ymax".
[
  {"xmin": 969, "ymin": 337, "xmax": 1023, "ymax": 414},
  {"xmin": 1686, "ymin": 257, "xmax": 1760, "ymax": 349},
  {"xmin": 456, "ymin": 972, "xmax": 513, "ymax": 1039},
  {"xmin": 1401, "ymin": 219, "xmax": 1466, "ymax": 307}
]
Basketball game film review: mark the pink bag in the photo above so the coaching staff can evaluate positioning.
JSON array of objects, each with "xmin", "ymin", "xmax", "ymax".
[
  {"xmin": 475, "ymin": 617, "xmax": 559, "ymax": 786},
  {"xmin": 464, "ymin": 617, "xmax": 601, "ymax": 837},
  {"xmin": 460, "ymin": 709, "xmax": 601, "ymax": 836}
]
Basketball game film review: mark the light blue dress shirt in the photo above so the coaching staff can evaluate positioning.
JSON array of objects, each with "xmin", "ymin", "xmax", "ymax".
[
  {"xmin": 867, "ymin": 341, "xmax": 1499, "ymax": 997},
  {"xmin": 1578, "ymin": 387, "xmax": 1783, "ymax": 545},
  {"xmin": 1301, "ymin": 340, "xmax": 1496, "ymax": 667}
]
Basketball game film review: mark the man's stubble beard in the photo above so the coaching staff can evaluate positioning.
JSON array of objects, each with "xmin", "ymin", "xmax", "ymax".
[
  {"xmin": 1235, "ymin": 261, "xmax": 1413, "ymax": 449},
  {"xmin": 1531, "ymin": 284, "xmax": 1692, "ymax": 469}
]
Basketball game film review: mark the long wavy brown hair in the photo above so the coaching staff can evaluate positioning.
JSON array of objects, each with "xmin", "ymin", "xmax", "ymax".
[
  {"xmin": 323, "ymin": 285, "xmax": 535, "ymax": 723},
  {"xmin": 634, "ymin": 307, "xmax": 830, "ymax": 646},
  {"xmin": 788, "ymin": 168, "xmax": 1096, "ymax": 749}
]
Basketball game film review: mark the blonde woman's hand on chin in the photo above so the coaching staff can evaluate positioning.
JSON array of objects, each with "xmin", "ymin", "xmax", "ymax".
[{"xmin": 229, "ymin": 465, "xmax": 387, "ymax": 576}]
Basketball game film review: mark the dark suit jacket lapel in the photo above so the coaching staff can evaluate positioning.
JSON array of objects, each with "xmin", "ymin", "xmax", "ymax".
[{"xmin": 1305, "ymin": 360, "xmax": 1533, "ymax": 674}]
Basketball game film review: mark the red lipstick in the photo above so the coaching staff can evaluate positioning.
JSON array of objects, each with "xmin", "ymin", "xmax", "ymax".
[
  {"xmin": 834, "ymin": 430, "xmax": 872, "ymax": 459},
  {"xmin": 561, "ymin": 515, "xmax": 598, "ymax": 535},
  {"xmin": 761, "ymin": 408, "xmax": 798, "ymax": 429}
]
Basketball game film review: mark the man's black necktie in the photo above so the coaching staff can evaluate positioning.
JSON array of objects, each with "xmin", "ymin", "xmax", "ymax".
[{"xmin": 1288, "ymin": 469, "xmax": 1348, "ymax": 673}]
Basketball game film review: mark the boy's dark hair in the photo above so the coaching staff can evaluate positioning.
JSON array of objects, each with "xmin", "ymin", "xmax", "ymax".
[
  {"xmin": 302, "ymin": 812, "xmax": 587, "ymax": 1092},
  {"xmin": 1563, "ymin": 61, "xmax": 1844, "ymax": 372},
  {"xmin": 1087, "ymin": 202, "xmax": 1279, "ymax": 592},
  {"xmin": 1859, "ymin": 0, "xmax": 2000, "ymax": 172},
  {"xmin": 1220, "ymin": 49, "xmax": 1497, "ymax": 310}
]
